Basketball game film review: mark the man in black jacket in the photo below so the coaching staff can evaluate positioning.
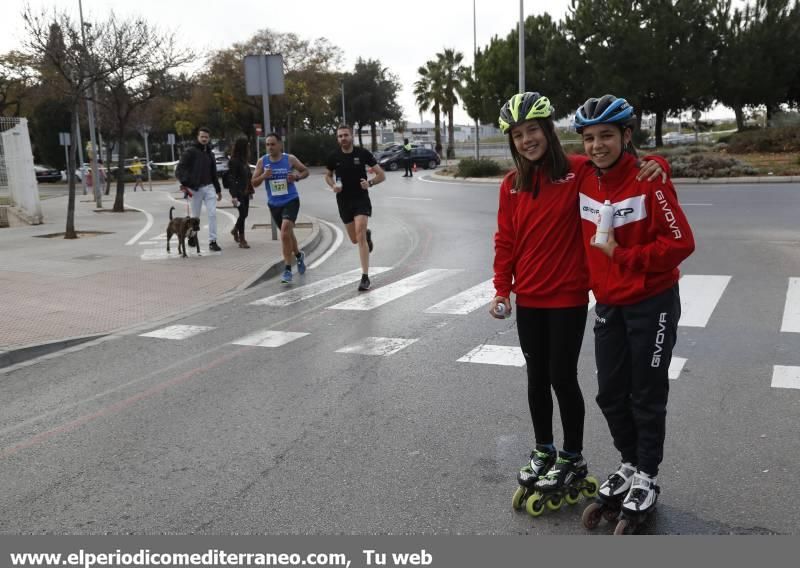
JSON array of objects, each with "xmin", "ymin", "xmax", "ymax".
[{"xmin": 176, "ymin": 127, "xmax": 223, "ymax": 252}]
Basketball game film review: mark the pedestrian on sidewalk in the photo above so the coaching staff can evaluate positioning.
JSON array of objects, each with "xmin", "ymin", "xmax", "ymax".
[
  {"xmin": 130, "ymin": 157, "xmax": 145, "ymax": 192},
  {"xmin": 225, "ymin": 138, "xmax": 255, "ymax": 249},
  {"xmin": 491, "ymin": 92, "xmax": 669, "ymax": 508},
  {"xmin": 574, "ymin": 94, "xmax": 694, "ymax": 518},
  {"xmin": 85, "ymin": 159, "xmax": 106, "ymax": 194},
  {"xmin": 251, "ymin": 132, "xmax": 310, "ymax": 284},
  {"xmin": 176, "ymin": 127, "xmax": 223, "ymax": 252},
  {"xmin": 324, "ymin": 124, "xmax": 385, "ymax": 292},
  {"xmin": 402, "ymin": 138, "xmax": 413, "ymax": 177}
]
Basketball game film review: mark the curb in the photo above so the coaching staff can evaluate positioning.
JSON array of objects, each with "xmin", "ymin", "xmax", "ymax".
[
  {"xmin": 0, "ymin": 217, "xmax": 324, "ymax": 371},
  {"xmin": 429, "ymin": 173, "xmax": 800, "ymax": 185}
]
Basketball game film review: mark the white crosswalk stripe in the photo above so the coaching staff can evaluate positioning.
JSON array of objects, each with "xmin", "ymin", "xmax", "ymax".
[
  {"xmin": 250, "ymin": 267, "xmax": 393, "ymax": 307},
  {"xmin": 780, "ymin": 278, "xmax": 800, "ymax": 333},
  {"xmin": 335, "ymin": 337, "xmax": 418, "ymax": 357},
  {"xmin": 231, "ymin": 330, "xmax": 309, "ymax": 348},
  {"xmin": 669, "ymin": 357, "xmax": 687, "ymax": 380},
  {"xmin": 771, "ymin": 366, "xmax": 800, "ymax": 390},
  {"xmin": 457, "ymin": 345, "xmax": 525, "ymax": 367},
  {"xmin": 424, "ymin": 279, "xmax": 494, "ymax": 315},
  {"xmin": 140, "ymin": 325, "xmax": 215, "ymax": 340},
  {"xmin": 678, "ymin": 275, "xmax": 731, "ymax": 327},
  {"xmin": 328, "ymin": 269, "xmax": 462, "ymax": 311}
]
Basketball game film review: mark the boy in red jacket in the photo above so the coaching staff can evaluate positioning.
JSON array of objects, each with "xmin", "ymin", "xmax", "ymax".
[{"xmin": 574, "ymin": 95, "xmax": 695, "ymax": 527}]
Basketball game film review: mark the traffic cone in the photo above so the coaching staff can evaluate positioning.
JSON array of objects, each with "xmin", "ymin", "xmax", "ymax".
[{"xmin": 412, "ymin": 162, "xmax": 417, "ymax": 173}]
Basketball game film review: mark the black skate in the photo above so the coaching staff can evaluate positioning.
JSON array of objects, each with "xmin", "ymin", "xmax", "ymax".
[
  {"xmin": 614, "ymin": 471, "xmax": 660, "ymax": 535},
  {"xmin": 511, "ymin": 448, "xmax": 556, "ymax": 511},
  {"xmin": 526, "ymin": 456, "xmax": 599, "ymax": 517},
  {"xmin": 581, "ymin": 462, "xmax": 636, "ymax": 530}
]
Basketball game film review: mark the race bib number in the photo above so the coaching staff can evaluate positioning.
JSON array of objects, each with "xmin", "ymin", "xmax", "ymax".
[{"xmin": 269, "ymin": 179, "xmax": 288, "ymax": 196}]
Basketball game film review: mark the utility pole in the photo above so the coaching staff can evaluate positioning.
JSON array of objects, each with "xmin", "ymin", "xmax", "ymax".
[
  {"xmin": 78, "ymin": 0, "xmax": 102, "ymax": 208},
  {"xmin": 341, "ymin": 80, "xmax": 347, "ymax": 125},
  {"xmin": 474, "ymin": 0, "xmax": 480, "ymax": 160},
  {"xmin": 519, "ymin": 0, "xmax": 525, "ymax": 93}
]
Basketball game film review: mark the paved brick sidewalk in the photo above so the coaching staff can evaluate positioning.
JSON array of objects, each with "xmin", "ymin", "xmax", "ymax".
[{"xmin": 0, "ymin": 184, "xmax": 320, "ymax": 367}]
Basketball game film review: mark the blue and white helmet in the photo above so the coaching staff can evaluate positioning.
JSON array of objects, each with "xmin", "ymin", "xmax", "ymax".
[{"xmin": 573, "ymin": 95, "xmax": 636, "ymax": 133}]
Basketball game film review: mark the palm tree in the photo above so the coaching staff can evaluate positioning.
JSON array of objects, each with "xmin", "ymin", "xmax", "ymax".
[
  {"xmin": 436, "ymin": 48, "xmax": 465, "ymax": 159},
  {"xmin": 414, "ymin": 59, "xmax": 444, "ymax": 154}
]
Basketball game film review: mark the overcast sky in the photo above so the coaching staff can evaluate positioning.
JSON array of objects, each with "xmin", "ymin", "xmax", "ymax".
[{"xmin": 4, "ymin": 0, "xmax": 732, "ymax": 124}]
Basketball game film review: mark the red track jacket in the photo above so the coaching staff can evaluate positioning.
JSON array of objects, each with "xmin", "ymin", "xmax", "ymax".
[
  {"xmin": 578, "ymin": 152, "xmax": 695, "ymax": 306},
  {"xmin": 493, "ymin": 155, "xmax": 592, "ymax": 308}
]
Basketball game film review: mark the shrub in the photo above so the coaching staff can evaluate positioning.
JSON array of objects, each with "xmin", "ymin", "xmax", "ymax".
[
  {"xmin": 724, "ymin": 126, "xmax": 800, "ymax": 153},
  {"xmin": 668, "ymin": 153, "xmax": 757, "ymax": 178},
  {"xmin": 456, "ymin": 157, "xmax": 503, "ymax": 178}
]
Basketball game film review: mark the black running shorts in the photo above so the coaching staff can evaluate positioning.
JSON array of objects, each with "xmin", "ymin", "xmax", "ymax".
[
  {"xmin": 336, "ymin": 194, "xmax": 372, "ymax": 224},
  {"xmin": 269, "ymin": 198, "xmax": 300, "ymax": 227}
]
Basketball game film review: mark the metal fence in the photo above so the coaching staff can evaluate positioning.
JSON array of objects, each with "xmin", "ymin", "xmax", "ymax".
[{"xmin": 0, "ymin": 117, "xmax": 43, "ymax": 224}]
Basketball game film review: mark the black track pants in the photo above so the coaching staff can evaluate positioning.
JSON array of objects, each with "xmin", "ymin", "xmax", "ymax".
[
  {"xmin": 594, "ymin": 284, "xmax": 681, "ymax": 476},
  {"xmin": 516, "ymin": 305, "xmax": 588, "ymax": 454},
  {"xmin": 235, "ymin": 197, "xmax": 250, "ymax": 237}
]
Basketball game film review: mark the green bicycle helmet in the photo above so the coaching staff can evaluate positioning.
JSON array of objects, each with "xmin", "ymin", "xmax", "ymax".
[{"xmin": 498, "ymin": 92, "xmax": 554, "ymax": 134}]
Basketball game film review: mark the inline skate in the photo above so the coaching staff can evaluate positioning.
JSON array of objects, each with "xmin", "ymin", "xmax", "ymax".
[
  {"xmin": 582, "ymin": 462, "xmax": 636, "ymax": 531},
  {"xmin": 525, "ymin": 455, "xmax": 599, "ymax": 517},
  {"xmin": 613, "ymin": 471, "xmax": 660, "ymax": 535},
  {"xmin": 511, "ymin": 448, "xmax": 556, "ymax": 511}
]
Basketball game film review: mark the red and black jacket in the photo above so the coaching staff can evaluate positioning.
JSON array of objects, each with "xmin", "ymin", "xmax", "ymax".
[{"xmin": 578, "ymin": 152, "xmax": 695, "ymax": 306}]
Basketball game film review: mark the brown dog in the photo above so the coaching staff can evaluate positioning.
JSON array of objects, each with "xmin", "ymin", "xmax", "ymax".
[{"xmin": 166, "ymin": 206, "xmax": 201, "ymax": 257}]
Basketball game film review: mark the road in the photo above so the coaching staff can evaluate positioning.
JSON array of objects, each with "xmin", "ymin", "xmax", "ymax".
[{"xmin": 1, "ymin": 173, "xmax": 799, "ymax": 534}]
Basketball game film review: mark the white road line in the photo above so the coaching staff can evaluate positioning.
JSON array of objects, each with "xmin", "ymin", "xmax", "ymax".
[
  {"xmin": 124, "ymin": 205, "xmax": 154, "ymax": 246},
  {"xmin": 336, "ymin": 336, "xmax": 419, "ymax": 356},
  {"xmin": 588, "ymin": 290, "xmax": 596, "ymax": 311},
  {"xmin": 457, "ymin": 345, "xmax": 526, "ymax": 367},
  {"xmin": 250, "ymin": 267, "xmax": 394, "ymax": 307},
  {"xmin": 679, "ymin": 275, "xmax": 731, "ymax": 327},
  {"xmin": 231, "ymin": 330, "xmax": 309, "ymax": 348},
  {"xmin": 328, "ymin": 269, "xmax": 462, "ymax": 311},
  {"xmin": 139, "ymin": 325, "xmax": 215, "ymax": 340},
  {"xmin": 309, "ymin": 219, "xmax": 345, "ymax": 269},
  {"xmin": 424, "ymin": 279, "xmax": 494, "ymax": 314},
  {"xmin": 388, "ymin": 197, "xmax": 433, "ymax": 201},
  {"xmin": 669, "ymin": 357, "xmax": 687, "ymax": 380},
  {"xmin": 780, "ymin": 278, "xmax": 800, "ymax": 333},
  {"xmin": 771, "ymin": 365, "xmax": 800, "ymax": 390}
]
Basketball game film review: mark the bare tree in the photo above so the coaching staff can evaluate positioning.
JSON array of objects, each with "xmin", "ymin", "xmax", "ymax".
[
  {"xmin": 22, "ymin": 7, "xmax": 106, "ymax": 238},
  {"xmin": 93, "ymin": 14, "xmax": 195, "ymax": 212}
]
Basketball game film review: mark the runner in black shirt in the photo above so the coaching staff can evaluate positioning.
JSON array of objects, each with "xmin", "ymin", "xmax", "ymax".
[{"xmin": 325, "ymin": 124, "xmax": 386, "ymax": 291}]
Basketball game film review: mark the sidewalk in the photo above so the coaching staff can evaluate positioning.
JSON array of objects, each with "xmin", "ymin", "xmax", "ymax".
[{"xmin": 0, "ymin": 185, "xmax": 321, "ymax": 368}]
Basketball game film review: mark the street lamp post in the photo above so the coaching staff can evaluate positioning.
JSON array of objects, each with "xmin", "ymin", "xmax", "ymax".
[
  {"xmin": 341, "ymin": 80, "xmax": 346, "ymax": 125},
  {"xmin": 519, "ymin": 0, "xmax": 525, "ymax": 93},
  {"xmin": 78, "ymin": 0, "xmax": 102, "ymax": 208}
]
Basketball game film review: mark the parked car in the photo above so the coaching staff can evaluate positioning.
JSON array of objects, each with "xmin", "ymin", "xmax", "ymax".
[
  {"xmin": 213, "ymin": 151, "xmax": 229, "ymax": 176},
  {"xmin": 378, "ymin": 147, "xmax": 440, "ymax": 171},
  {"xmin": 34, "ymin": 164, "xmax": 62, "ymax": 183}
]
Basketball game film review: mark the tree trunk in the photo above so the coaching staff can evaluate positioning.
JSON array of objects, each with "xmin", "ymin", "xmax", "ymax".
[
  {"xmin": 64, "ymin": 107, "xmax": 79, "ymax": 239},
  {"xmin": 474, "ymin": 119, "xmax": 480, "ymax": 160},
  {"xmin": 357, "ymin": 123, "xmax": 364, "ymax": 148},
  {"xmin": 734, "ymin": 106, "xmax": 745, "ymax": 131},
  {"xmin": 370, "ymin": 123, "xmax": 378, "ymax": 152},
  {"xmin": 104, "ymin": 141, "xmax": 114, "ymax": 196},
  {"xmin": 433, "ymin": 107, "xmax": 442, "ymax": 155},
  {"xmin": 654, "ymin": 110, "xmax": 665, "ymax": 147},
  {"xmin": 447, "ymin": 110, "xmax": 456, "ymax": 159},
  {"xmin": 113, "ymin": 136, "xmax": 126, "ymax": 212}
]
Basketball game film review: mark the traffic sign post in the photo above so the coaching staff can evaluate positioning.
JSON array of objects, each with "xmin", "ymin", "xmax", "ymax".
[
  {"xmin": 59, "ymin": 132, "xmax": 71, "ymax": 183},
  {"xmin": 245, "ymin": 55, "xmax": 285, "ymax": 241}
]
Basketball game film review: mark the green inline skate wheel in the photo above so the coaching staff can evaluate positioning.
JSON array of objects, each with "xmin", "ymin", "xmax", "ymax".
[
  {"xmin": 525, "ymin": 493, "xmax": 546, "ymax": 517},
  {"xmin": 582, "ymin": 476, "xmax": 599, "ymax": 498},
  {"xmin": 545, "ymin": 494, "xmax": 564, "ymax": 511},
  {"xmin": 512, "ymin": 487, "xmax": 528, "ymax": 510}
]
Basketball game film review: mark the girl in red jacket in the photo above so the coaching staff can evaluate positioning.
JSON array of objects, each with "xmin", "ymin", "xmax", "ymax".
[
  {"xmin": 491, "ymin": 92, "xmax": 666, "ymax": 514},
  {"xmin": 574, "ymin": 95, "xmax": 695, "ymax": 527}
]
